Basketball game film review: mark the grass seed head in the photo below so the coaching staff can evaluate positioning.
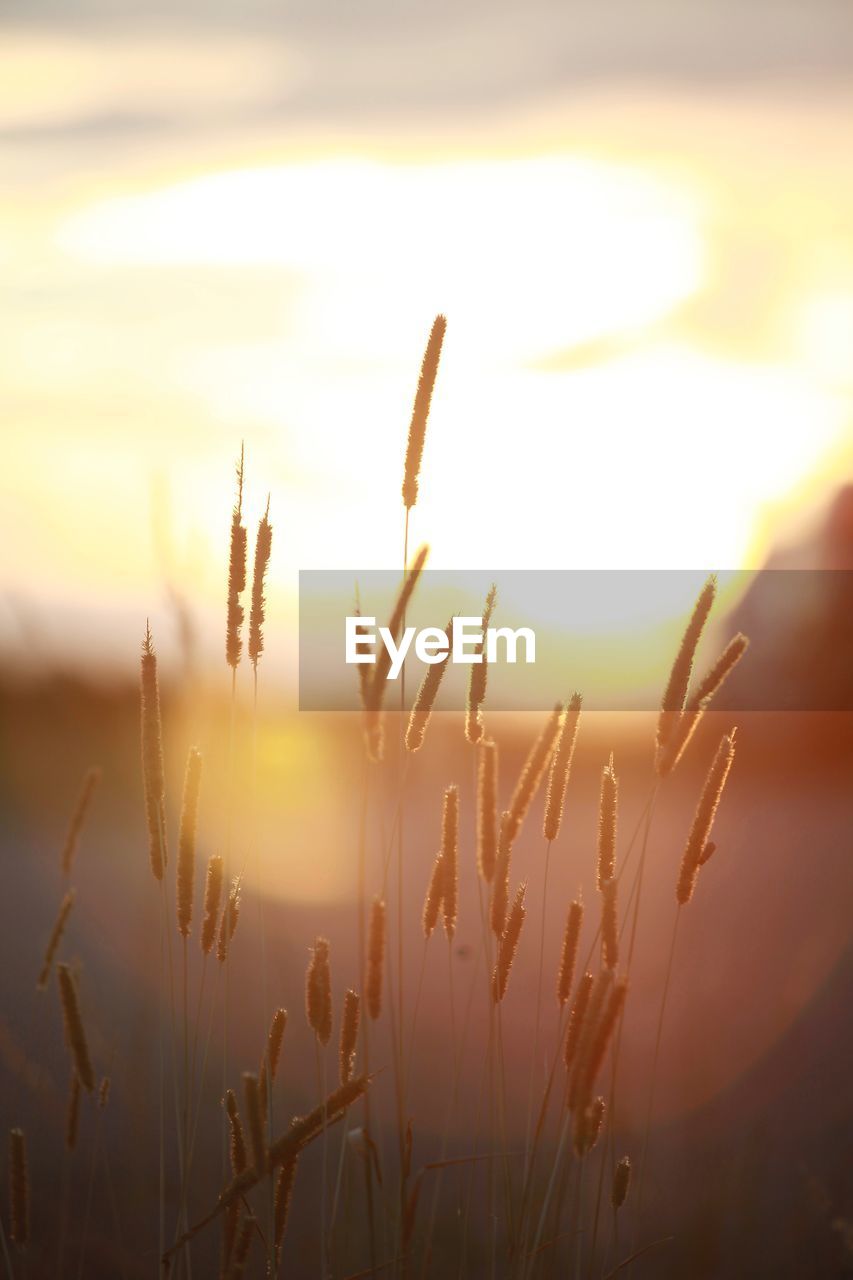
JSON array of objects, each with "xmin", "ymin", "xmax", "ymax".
[
  {"xmin": 544, "ymin": 693, "xmax": 582, "ymax": 842},
  {"xmin": 306, "ymin": 936, "xmax": 333, "ymax": 1044},
  {"xmin": 557, "ymin": 898, "xmax": 584, "ymax": 1006},
  {"xmin": 201, "ymin": 855, "xmax": 224, "ymax": 956},
  {"xmin": 367, "ymin": 901, "xmax": 386, "ymax": 1020},
  {"xmin": 402, "ymin": 315, "xmax": 447, "ymax": 510},
  {"xmin": 339, "ymin": 989, "xmax": 361, "ymax": 1085},
  {"xmin": 248, "ymin": 498, "xmax": 273, "ymax": 668}
]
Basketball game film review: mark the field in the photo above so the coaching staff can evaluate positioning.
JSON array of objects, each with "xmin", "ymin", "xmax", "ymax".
[{"xmin": 2, "ymin": 326, "xmax": 852, "ymax": 1280}]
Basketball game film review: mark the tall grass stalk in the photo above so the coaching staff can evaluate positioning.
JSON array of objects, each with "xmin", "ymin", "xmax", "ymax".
[
  {"xmin": 586, "ymin": 788, "xmax": 658, "ymax": 1270},
  {"xmin": 632, "ymin": 907, "xmax": 681, "ymax": 1254},
  {"xmin": 523, "ymin": 837, "xmax": 553, "ymax": 1198},
  {"xmin": 516, "ymin": 789, "xmax": 655, "ymax": 1260},
  {"xmin": 356, "ymin": 760, "xmax": 378, "ymax": 1276}
]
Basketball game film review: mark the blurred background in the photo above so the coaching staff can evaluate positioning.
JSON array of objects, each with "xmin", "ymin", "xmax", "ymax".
[{"xmin": 1, "ymin": 1, "xmax": 852, "ymax": 1276}]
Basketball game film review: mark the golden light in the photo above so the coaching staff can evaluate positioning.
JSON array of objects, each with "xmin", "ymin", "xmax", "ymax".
[{"xmin": 0, "ymin": 137, "xmax": 848, "ymax": 677}]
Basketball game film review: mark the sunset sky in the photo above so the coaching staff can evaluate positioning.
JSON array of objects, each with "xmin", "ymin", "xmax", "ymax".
[{"xmin": 1, "ymin": 1, "xmax": 852, "ymax": 682}]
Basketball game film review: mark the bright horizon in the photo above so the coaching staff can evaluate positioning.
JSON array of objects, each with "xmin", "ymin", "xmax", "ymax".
[{"xmin": 1, "ymin": 14, "xmax": 852, "ymax": 682}]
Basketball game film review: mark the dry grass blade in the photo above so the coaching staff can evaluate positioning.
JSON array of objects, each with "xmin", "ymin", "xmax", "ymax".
[
  {"xmin": 177, "ymin": 746, "xmax": 202, "ymax": 938},
  {"xmin": 36, "ymin": 889, "xmax": 75, "ymax": 991},
  {"xmin": 402, "ymin": 314, "xmax": 447, "ymax": 510},
  {"xmin": 57, "ymin": 963, "xmax": 95, "ymax": 1092},
  {"xmin": 543, "ymin": 693, "xmax": 582, "ymax": 842},
  {"xmin": 60, "ymin": 766, "xmax": 101, "ymax": 876}
]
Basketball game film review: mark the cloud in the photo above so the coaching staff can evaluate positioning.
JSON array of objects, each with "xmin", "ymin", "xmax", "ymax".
[{"xmin": 1, "ymin": 2, "xmax": 852, "ymax": 146}]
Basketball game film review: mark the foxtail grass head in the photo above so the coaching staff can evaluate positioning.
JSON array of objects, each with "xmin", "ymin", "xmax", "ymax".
[
  {"xmin": 491, "ymin": 883, "xmax": 527, "ymax": 1002},
  {"xmin": 226, "ymin": 444, "xmax": 247, "ymax": 670},
  {"xmin": 596, "ymin": 753, "xmax": 618, "ymax": 890},
  {"xmin": 405, "ymin": 619, "xmax": 452, "ymax": 752},
  {"xmin": 201, "ymin": 855, "xmax": 223, "ymax": 956},
  {"xmin": 367, "ymin": 900, "xmax": 386, "ymax": 1020},
  {"xmin": 339, "ymin": 989, "xmax": 361, "ymax": 1085},
  {"xmin": 402, "ymin": 315, "xmax": 447, "ymax": 510},
  {"xmin": 57, "ymin": 963, "xmax": 95, "ymax": 1093},
  {"xmin": 544, "ymin": 694, "xmax": 582, "ymax": 842},
  {"xmin": 600, "ymin": 877, "xmax": 619, "ymax": 970},
  {"xmin": 656, "ymin": 574, "xmax": 716, "ymax": 760},
  {"xmin": 612, "ymin": 1156, "xmax": 632, "ymax": 1210},
  {"xmin": 676, "ymin": 731, "xmax": 736, "ymax": 904},
  {"xmin": 557, "ymin": 898, "xmax": 584, "ymax": 1007},
  {"xmin": 140, "ymin": 624, "xmax": 167, "ymax": 880},
  {"xmin": 657, "ymin": 633, "xmax": 748, "ymax": 777},
  {"xmin": 249, "ymin": 497, "xmax": 273, "ymax": 669},
  {"xmin": 506, "ymin": 704, "xmax": 562, "ymax": 843},
  {"xmin": 423, "ymin": 852, "xmax": 445, "ymax": 940},
  {"xmin": 217, "ymin": 878, "xmax": 242, "ymax": 963},
  {"xmin": 306, "ymin": 936, "xmax": 333, "ymax": 1045},
  {"xmin": 37, "ymin": 890, "xmax": 75, "ymax": 992}
]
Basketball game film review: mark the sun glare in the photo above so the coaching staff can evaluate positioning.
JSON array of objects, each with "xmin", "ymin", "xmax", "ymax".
[{"xmin": 0, "ymin": 149, "xmax": 843, "ymax": 666}]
